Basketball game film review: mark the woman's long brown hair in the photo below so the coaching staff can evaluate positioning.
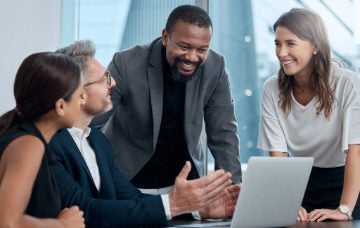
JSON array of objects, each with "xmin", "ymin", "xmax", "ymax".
[{"xmin": 273, "ymin": 8, "xmax": 334, "ymax": 118}]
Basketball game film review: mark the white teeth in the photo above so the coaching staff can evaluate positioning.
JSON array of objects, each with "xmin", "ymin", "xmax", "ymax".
[
  {"xmin": 282, "ymin": 60, "xmax": 294, "ymax": 66},
  {"xmin": 182, "ymin": 62, "xmax": 194, "ymax": 69}
]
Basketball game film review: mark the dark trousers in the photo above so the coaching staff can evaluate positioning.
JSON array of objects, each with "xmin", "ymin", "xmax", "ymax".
[{"xmin": 302, "ymin": 166, "xmax": 360, "ymax": 219}]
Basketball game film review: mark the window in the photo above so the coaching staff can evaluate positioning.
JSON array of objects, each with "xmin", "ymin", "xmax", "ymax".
[{"xmin": 64, "ymin": 0, "xmax": 360, "ymax": 171}]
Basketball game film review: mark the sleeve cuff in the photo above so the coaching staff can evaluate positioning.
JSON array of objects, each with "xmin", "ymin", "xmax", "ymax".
[
  {"xmin": 161, "ymin": 194, "xmax": 172, "ymax": 220},
  {"xmin": 161, "ymin": 194, "xmax": 202, "ymax": 220},
  {"xmin": 192, "ymin": 211, "xmax": 201, "ymax": 220}
]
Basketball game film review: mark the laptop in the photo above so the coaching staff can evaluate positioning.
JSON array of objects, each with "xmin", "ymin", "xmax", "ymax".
[{"xmin": 173, "ymin": 156, "xmax": 313, "ymax": 228}]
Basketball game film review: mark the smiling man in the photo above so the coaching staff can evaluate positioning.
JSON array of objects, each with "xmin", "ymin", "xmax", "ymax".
[
  {"xmin": 50, "ymin": 40, "xmax": 239, "ymax": 227},
  {"xmin": 93, "ymin": 5, "xmax": 242, "ymax": 195}
]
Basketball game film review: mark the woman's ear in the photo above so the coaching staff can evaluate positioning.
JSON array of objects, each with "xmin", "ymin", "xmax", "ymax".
[
  {"xmin": 81, "ymin": 91, "xmax": 87, "ymax": 105},
  {"xmin": 54, "ymin": 98, "xmax": 66, "ymax": 116},
  {"xmin": 312, "ymin": 45, "xmax": 318, "ymax": 55}
]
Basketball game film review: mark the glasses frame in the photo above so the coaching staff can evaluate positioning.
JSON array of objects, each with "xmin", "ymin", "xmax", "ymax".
[{"xmin": 83, "ymin": 70, "xmax": 112, "ymax": 88}]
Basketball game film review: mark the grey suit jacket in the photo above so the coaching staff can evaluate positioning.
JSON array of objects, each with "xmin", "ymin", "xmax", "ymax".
[{"xmin": 95, "ymin": 38, "xmax": 242, "ymax": 183}]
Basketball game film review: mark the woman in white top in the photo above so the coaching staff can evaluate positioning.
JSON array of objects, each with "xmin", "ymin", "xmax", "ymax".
[{"xmin": 258, "ymin": 8, "xmax": 360, "ymax": 222}]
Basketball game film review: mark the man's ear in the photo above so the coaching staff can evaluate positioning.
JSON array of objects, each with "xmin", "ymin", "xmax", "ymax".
[
  {"xmin": 161, "ymin": 29, "xmax": 168, "ymax": 46},
  {"xmin": 55, "ymin": 98, "xmax": 66, "ymax": 116}
]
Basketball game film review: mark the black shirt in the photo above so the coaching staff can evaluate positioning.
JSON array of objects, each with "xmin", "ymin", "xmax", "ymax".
[
  {"xmin": 131, "ymin": 47, "xmax": 198, "ymax": 188},
  {"xmin": 0, "ymin": 121, "xmax": 61, "ymax": 218}
]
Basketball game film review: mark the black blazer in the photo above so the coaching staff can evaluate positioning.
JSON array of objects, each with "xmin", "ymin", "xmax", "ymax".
[{"xmin": 49, "ymin": 128, "xmax": 167, "ymax": 227}]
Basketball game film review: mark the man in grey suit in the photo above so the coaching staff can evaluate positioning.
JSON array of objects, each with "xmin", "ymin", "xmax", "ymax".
[{"xmin": 93, "ymin": 4, "xmax": 241, "ymax": 194}]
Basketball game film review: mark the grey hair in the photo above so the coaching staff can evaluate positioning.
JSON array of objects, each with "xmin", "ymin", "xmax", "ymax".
[{"xmin": 56, "ymin": 40, "xmax": 96, "ymax": 72}]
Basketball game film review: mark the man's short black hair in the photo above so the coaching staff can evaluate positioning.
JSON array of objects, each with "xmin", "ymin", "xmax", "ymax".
[{"xmin": 165, "ymin": 5, "xmax": 212, "ymax": 34}]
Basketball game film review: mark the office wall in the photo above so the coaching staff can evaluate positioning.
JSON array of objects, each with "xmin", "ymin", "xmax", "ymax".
[{"xmin": 0, "ymin": 0, "xmax": 62, "ymax": 115}]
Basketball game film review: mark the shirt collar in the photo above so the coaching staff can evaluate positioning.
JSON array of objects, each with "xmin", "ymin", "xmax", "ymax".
[{"xmin": 67, "ymin": 127, "xmax": 91, "ymax": 139}]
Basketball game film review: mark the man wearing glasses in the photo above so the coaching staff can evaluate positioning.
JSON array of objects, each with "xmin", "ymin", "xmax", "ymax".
[
  {"xmin": 83, "ymin": 70, "xmax": 111, "ymax": 87},
  {"xmin": 49, "ymin": 40, "xmax": 239, "ymax": 227}
]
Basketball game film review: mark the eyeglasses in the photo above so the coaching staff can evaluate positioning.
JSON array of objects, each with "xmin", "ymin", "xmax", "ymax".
[{"xmin": 83, "ymin": 70, "xmax": 112, "ymax": 88}]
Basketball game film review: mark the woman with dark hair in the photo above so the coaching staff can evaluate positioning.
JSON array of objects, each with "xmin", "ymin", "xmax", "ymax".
[
  {"xmin": 0, "ymin": 52, "xmax": 85, "ymax": 227},
  {"xmin": 258, "ymin": 8, "xmax": 360, "ymax": 221}
]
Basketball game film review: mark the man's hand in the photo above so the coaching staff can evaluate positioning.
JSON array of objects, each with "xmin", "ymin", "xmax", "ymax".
[
  {"xmin": 169, "ymin": 161, "xmax": 233, "ymax": 217},
  {"xmin": 199, "ymin": 184, "xmax": 240, "ymax": 219}
]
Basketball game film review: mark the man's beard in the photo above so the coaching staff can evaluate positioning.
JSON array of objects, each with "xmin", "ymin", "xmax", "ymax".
[
  {"xmin": 170, "ymin": 57, "xmax": 202, "ymax": 83},
  {"xmin": 84, "ymin": 101, "xmax": 112, "ymax": 117}
]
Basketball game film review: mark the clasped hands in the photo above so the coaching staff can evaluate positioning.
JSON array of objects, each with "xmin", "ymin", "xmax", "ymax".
[
  {"xmin": 169, "ymin": 161, "xmax": 240, "ymax": 219},
  {"xmin": 297, "ymin": 206, "xmax": 349, "ymax": 222}
]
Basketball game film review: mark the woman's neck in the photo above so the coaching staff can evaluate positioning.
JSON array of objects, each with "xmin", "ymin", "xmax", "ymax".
[{"xmin": 34, "ymin": 119, "xmax": 59, "ymax": 143}]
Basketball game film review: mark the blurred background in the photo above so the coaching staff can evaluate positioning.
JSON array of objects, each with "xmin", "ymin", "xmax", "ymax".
[{"xmin": 1, "ymin": 0, "xmax": 360, "ymax": 169}]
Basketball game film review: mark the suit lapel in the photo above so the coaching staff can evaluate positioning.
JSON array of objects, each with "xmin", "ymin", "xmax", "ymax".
[
  {"xmin": 88, "ymin": 134, "xmax": 112, "ymax": 197},
  {"xmin": 63, "ymin": 130, "xmax": 98, "ymax": 192},
  {"xmin": 148, "ymin": 39, "xmax": 164, "ymax": 152}
]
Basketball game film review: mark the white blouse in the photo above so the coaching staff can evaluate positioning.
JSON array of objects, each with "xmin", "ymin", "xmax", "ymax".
[{"xmin": 258, "ymin": 64, "xmax": 360, "ymax": 167}]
